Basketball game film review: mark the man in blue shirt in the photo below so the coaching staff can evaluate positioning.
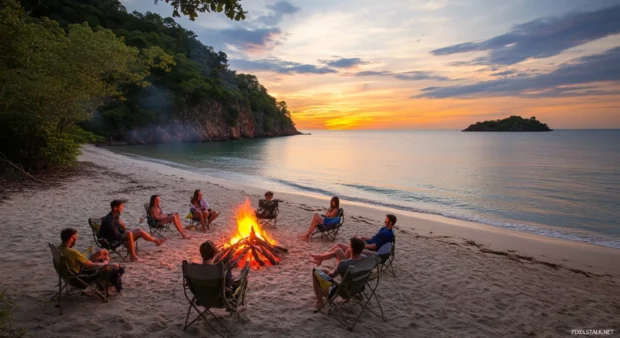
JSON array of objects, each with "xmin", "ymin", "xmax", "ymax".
[{"xmin": 309, "ymin": 214, "xmax": 396, "ymax": 266}]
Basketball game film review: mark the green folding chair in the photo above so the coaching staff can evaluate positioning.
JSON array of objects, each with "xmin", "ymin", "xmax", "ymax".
[
  {"xmin": 182, "ymin": 260, "xmax": 250, "ymax": 337},
  {"xmin": 48, "ymin": 243, "xmax": 109, "ymax": 315},
  {"xmin": 314, "ymin": 255, "xmax": 386, "ymax": 331}
]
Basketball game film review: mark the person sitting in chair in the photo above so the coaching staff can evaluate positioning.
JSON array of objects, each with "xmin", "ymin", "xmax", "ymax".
[
  {"xmin": 312, "ymin": 237, "xmax": 365, "ymax": 311},
  {"xmin": 190, "ymin": 190, "xmax": 220, "ymax": 232},
  {"xmin": 58, "ymin": 228, "xmax": 125, "ymax": 294},
  {"xmin": 99, "ymin": 199, "xmax": 167, "ymax": 262},
  {"xmin": 149, "ymin": 195, "xmax": 191, "ymax": 239},
  {"xmin": 308, "ymin": 214, "xmax": 396, "ymax": 265},
  {"xmin": 255, "ymin": 191, "xmax": 277, "ymax": 219},
  {"xmin": 199, "ymin": 240, "xmax": 238, "ymax": 293},
  {"xmin": 299, "ymin": 196, "xmax": 341, "ymax": 240}
]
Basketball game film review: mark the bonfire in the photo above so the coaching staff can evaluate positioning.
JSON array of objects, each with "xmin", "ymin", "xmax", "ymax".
[{"xmin": 214, "ymin": 198, "xmax": 287, "ymax": 269}]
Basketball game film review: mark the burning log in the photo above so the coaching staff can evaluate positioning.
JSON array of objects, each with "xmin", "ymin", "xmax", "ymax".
[
  {"xmin": 215, "ymin": 197, "xmax": 287, "ymax": 269},
  {"xmin": 216, "ymin": 226, "xmax": 286, "ymax": 269}
]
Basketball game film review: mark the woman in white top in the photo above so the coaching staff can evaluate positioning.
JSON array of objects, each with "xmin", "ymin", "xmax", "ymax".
[
  {"xmin": 190, "ymin": 189, "xmax": 219, "ymax": 232},
  {"xmin": 149, "ymin": 195, "xmax": 191, "ymax": 239}
]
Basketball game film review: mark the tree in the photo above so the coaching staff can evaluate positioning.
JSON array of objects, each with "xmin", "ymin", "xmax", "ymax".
[
  {"xmin": 0, "ymin": 0, "xmax": 173, "ymax": 170},
  {"xmin": 154, "ymin": 0, "xmax": 246, "ymax": 21}
]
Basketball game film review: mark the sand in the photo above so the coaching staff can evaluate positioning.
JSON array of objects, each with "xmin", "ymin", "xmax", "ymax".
[{"xmin": 0, "ymin": 144, "xmax": 619, "ymax": 338}]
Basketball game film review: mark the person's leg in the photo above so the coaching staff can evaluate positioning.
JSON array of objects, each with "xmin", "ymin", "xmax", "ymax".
[
  {"xmin": 310, "ymin": 248, "xmax": 345, "ymax": 265},
  {"xmin": 194, "ymin": 210, "xmax": 207, "ymax": 230},
  {"xmin": 123, "ymin": 232, "xmax": 141, "ymax": 262},
  {"xmin": 89, "ymin": 249, "xmax": 109, "ymax": 263},
  {"xmin": 300, "ymin": 213, "xmax": 323, "ymax": 239},
  {"xmin": 172, "ymin": 213, "xmax": 191, "ymax": 239},
  {"xmin": 328, "ymin": 242, "xmax": 349, "ymax": 252},
  {"xmin": 131, "ymin": 229, "xmax": 166, "ymax": 246},
  {"xmin": 208, "ymin": 210, "xmax": 219, "ymax": 224},
  {"xmin": 201, "ymin": 211, "xmax": 210, "ymax": 231},
  {"xmin": 312, "ymin": 268, "xmax": 332, "ymax": 310}
]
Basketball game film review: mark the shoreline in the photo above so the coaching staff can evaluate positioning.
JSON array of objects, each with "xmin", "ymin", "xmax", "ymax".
[
  {"xmin": 88, "ymin": 145, "xmax": 620, "ymax": 278},
  {"xmin": 1, "ymin": 144, "xmax": 618, "ymax": 337},
  {"xmin": 105, "ymin": 141, "xmax": 620, "ymax": 252}
]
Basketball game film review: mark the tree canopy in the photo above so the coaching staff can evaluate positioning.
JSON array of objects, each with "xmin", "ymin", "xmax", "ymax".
[
  {"xmin": 1, "ymin": 0, "xmax": 295, "ymax": 172},
  {"xmin": 0, "ymin": 0, "xmax": 172, "ymax": 170},
  {"xmin": 154, "ymin": 0, "xmax": 246, "ymax": 21},
  {"xmin": 463, "ymin": 116, "xmax": 553, "ymax": 132}
]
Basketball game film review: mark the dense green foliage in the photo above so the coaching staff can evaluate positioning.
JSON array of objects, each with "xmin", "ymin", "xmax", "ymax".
[
  {"xmin": 0, "ymin": 0, "xmax": 172, "ymax": 170},
  {"xmin": 0, "ymin": 0, "xmax": 294, "ymax": 171},
  {"xmin": 155, "ymin": 0, "xmax": 246, "ymax": 21},
  {"xmin": 463, "ymin": 116, "xmax": 552, "ymax": 132},
  {"xmin": 22, "ymin": 0, "xmax": 295, "ymax": 142}
]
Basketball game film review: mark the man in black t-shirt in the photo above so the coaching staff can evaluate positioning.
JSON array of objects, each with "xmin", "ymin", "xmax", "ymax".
[{"xmin": 99, "ymin": 199, "xmax": 166, "ymax": 262}]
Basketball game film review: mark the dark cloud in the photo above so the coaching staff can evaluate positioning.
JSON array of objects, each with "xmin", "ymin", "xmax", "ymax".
[
  {"xmin": 217, "ymin": 27, "xmax": 282, "ymax": 51},
  {"xmin": 256, "ymin": 0, "xmax": 300, "ymax": 26},
  {"xmin": 491, "ymin": 70, "xmax": 515, "ymax": 77},
  {"xmin": 320, "ymin": 57, "xmax": 369, "ymax": 68},
  {"xmin": 230, "ymin": 58, "xmax": 337, "ymax": 74},
  {"xmin": 431, "ymin": 4, "xmax": 620, "ymax": 66},
  {"xmin": 416, "ymin": 47, "xmax": 620, "ymax": 98},
  {"xmin": 355, "ymin": 70, "xmax": 452, "ymax": 81}
]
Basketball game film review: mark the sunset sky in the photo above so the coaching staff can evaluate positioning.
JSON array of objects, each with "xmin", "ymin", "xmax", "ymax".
[{"xmin": 123, "ymin": 0, "xmax": 620, "ymax": 130}]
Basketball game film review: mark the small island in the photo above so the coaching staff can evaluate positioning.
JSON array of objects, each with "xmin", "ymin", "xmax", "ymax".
[{"xmin": 463, "ymin": 115, "xmax": 553, "ymax": 132}]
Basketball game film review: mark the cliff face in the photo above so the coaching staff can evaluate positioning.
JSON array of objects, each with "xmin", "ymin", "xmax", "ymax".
[{"xmin": 126, "ymin": 102, "xmax": 299, "ymax": 144}]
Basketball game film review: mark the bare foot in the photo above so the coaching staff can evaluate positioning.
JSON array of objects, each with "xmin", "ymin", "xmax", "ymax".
[
  {"xmin": 201, "ymin": 226, "xmax": 207, "ymax": 233},
  {"xmin": 130, "ymin": 256, "xmax": 143, "ymax": 262},
  {"xmin": 299, "ymin": 236, "xmax": 309, "ymax": 241},
  {"xmin": 308, "ymin": 258, "xmax": 322, "ymax": 266},
  {"xmin": 314, "ymin": 300, "xmax": 325, "ymax": 311},
  {"xmin": 309, "ymin": 254, "xmax": 323, "ymax": 265},
  {"xmin": 156, "ymin": 238, "xmax": 168, "ymax": 246},
  {"xmin": 183, "ymin": 234, "xmax": 192, "ymax": 240}
]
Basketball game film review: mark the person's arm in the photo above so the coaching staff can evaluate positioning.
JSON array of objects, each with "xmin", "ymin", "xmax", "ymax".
[
  {"xmin": 150, "ymin": 207, "xmax": 162, "ymax": 221},
  {"xmin": 323, "ymin": 266, "xmax": 338, "ymax": 278},
  {"xmin": 359, "ymin": 236, "xmax": 371, "ymax": 241},
  {"xmin": 118, "ymin": 218, "xmax": 128, "ymax": 231},
  {"xmin": 365, "ymin": 243, "xmax": 378, "ymax": 250},
  {"xmin": 326, "ymin": 208, "xmax": 339, "ymax": 218}
]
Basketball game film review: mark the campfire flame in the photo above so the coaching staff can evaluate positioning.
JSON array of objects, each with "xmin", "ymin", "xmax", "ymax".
[
  {"xmin": 229, "ymin": 198, "xmax": 277, "ymax": 247},
  {"xmin": 218, "ymin": 197, "xmax": 283, "ymax": 269}
]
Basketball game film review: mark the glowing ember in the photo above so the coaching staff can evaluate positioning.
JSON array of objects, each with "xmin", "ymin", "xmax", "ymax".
[{"xmin": 215, "ymin": 197, "xmax": 287, "ymax": 269}]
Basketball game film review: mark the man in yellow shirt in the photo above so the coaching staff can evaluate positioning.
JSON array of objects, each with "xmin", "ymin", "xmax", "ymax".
[{"xmin": 58, "ymin": 228, "xmax": 125, "ymax": 293}]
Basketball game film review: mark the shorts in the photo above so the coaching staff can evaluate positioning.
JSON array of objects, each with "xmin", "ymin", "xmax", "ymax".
[
  {"xmin": 313, "ymin": 270, "xmax": 336, "ymax": 296},
  {"xmin": 323, "ymin": 217, "xmax": 339, "ymax": 226}
]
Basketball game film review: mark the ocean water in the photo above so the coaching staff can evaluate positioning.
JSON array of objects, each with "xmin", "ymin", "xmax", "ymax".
[{"xmin": 106, "ymin": 130, "xmax": 620, "ymax": 249}]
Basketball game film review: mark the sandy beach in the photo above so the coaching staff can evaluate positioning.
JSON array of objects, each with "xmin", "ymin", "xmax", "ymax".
[{"xmin": 0, "ymin": 144, "xmax": 619, "ymax": 338}]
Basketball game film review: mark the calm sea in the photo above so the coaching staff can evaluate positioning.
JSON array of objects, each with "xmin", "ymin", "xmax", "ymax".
[{"xmin": 106, "ymin": 130, "xmax": 620, "ymax": 249}]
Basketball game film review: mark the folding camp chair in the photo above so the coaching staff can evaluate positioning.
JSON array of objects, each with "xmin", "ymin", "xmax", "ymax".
[
  {"xmin": 376, "ymin": 236, "xmax": 396, "ymax": 277},
  {"xmin": 144, "ymin": 203, "xmax": 173, "ymax": 237},
  {"xmin": 49, "ymin": 243, "xmax": 109, "ymax": 315},
  {"xmin": 256, "ymin": 199, "xmax": 279, "ymax": 228},
  {"xmin": 88, "ymin": 218, "xmax": 137, "ymax": 261},
  {"xmin": 185, "ymin": 209, "xmax": 216, "ymax": 230},
  {"xmin": 182, "ymin": 260, "xmax": 250, "ymax": 337},
  {"xmin": 310, "ymin": 208, "xmax": 344, "ymax": 241},
  {"xmin": 314, "ymin": 255, "xmax": 386, "ymax": 331}
]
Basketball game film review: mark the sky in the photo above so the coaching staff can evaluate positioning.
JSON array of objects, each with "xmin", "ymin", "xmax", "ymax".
[{"xmin": 122, "ymin": 0, "xmax": 620, "ymax": 130}]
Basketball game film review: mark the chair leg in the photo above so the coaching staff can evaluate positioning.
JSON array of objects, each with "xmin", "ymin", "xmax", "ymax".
[{"xmin": 58, "ymin": 276, "xmax": 63, "ymax": 315}]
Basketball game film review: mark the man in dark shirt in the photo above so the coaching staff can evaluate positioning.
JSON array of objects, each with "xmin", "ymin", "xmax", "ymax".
[
  {"xmin": 309, "ymin": 214, "xmax": 396, "ymax": 265},
  {"xmin": 99, "ymin": 199, "xmax": 166, "ymax": 262}
]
